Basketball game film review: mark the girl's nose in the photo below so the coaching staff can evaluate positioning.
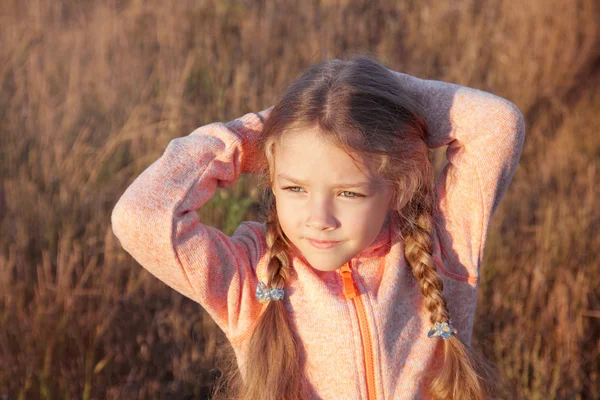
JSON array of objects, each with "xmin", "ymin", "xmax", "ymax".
[{"xmin": 305, "ymin": 199, "xmax": 337, "ymax": 231}]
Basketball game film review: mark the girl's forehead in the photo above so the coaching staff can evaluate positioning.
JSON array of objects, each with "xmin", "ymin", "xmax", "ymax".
[
  {"xmin": 277, "ymin": 133, "xmax": 356, "ymax": 165},
  {"xmin": 279, "ymin": 125, "xmax": 331, "ymax": 146},
  {"xmin": 278, "ymin": 127, "xmax": 354, "ymax": 157},
  {"xmin": 274, "ymin": 131, "xmax": 385, "ymax": 185}
]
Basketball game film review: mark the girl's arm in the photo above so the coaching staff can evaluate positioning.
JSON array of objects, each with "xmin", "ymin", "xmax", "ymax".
[
  {"xmin": 111, "ymin": 107, "xmax": 273, "ymax": 340},
  {"xmin": 391, "ymin": 71, "xmax": 526, "ymax": 282}
]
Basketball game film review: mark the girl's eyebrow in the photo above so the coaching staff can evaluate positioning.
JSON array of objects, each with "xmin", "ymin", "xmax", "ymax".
[{"xmin": 277, "ymin": 173, "xmax": 372, "ymax": 188}]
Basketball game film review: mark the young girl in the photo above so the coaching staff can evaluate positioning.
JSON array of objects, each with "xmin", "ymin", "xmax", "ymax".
[{"xmin": 111, "ymin": 55, "xmax": 525, "ymax": 399}]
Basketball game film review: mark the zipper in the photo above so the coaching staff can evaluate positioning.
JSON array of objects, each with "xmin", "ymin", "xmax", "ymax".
[{"xmin": 340, "ymin": 261, "xmax": 377, "ymax": 400}]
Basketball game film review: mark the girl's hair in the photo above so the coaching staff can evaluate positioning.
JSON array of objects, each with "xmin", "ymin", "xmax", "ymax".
[{"xmin": 212, "ymin": 54, "xmax": 498, "ymax": 400}]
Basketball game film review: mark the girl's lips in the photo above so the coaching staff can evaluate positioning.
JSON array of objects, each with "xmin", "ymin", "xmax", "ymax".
[{"xmin": 308, "ymin": 239, "xmax": 341, "ymax": 249}]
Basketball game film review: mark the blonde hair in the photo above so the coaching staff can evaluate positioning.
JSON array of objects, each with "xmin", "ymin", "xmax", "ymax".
[{"xmin": 212, "ymin": 54, "xmax": 498, "ymax": 399}]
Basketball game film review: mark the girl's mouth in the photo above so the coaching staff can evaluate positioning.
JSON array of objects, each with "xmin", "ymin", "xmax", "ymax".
[{"xmin": 308, "ymin": 239, "xmax": 341, "ymax": 249}]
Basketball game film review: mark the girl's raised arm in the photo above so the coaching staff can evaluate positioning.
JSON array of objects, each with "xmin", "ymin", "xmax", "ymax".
[
  {"xmin": 111, "ymin": 107, "xmax": 273, "ymax": 340},
  {"xmin": 392, "ymin": 71, "xmax": 526, "ymax": 282}
]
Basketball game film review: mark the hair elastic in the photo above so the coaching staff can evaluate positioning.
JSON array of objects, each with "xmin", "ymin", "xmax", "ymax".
[
  {"xmin": 427, "ymin": 320, "xmax": 457, "ymax": 340},
  {"xmin": 255, "ymin": 281, "xmax": 285, "ymax": 303}
]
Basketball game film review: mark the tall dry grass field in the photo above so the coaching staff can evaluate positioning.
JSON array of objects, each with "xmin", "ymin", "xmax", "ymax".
[{"xmin": 1, "ymin": 0, "xmax": 598, "ymax": 398}]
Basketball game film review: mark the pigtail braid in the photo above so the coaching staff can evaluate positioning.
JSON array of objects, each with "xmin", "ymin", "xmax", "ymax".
[
  {"xmin": 402, "ymin": 187, "xmax": 498, "ymax": 399},
  {"xmin": 237, "ymin": 192, "xmax": 307, "ymax": 400},
  {"xmin": 403, "ymin": 193, "xmax": 451, "ymax": 325},
  {"xmin": 263, "ymin": 207, "xmax": 292, "ymax": 290}
]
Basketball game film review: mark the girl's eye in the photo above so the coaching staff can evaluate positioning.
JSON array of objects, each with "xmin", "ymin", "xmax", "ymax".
[{"xmin": 282, "ymin": 187, "xmax": 364, "ymax": 198}]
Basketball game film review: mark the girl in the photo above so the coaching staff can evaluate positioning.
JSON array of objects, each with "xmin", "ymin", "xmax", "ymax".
[{"xmin": 111, "ymin": 55, "xmax": 525, "ymax": 399}]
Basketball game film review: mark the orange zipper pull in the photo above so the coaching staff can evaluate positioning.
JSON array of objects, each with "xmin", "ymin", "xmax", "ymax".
[{"xmin": 340, "ymin": 262, "xmax": 357, "ymax": 299}]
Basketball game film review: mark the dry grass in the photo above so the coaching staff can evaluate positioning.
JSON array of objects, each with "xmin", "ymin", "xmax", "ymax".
[{"xmin": 0, "ymin": 0, "xmax": 598, "ymax": 398}]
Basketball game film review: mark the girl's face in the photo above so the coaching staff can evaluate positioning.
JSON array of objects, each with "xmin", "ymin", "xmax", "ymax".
[{"xmin": 271, "ymin": 126, "xmax": 397, "ymax": 272}]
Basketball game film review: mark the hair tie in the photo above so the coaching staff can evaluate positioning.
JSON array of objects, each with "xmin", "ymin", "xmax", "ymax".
[
  {"xmin": 427, "ymin": 320, "xmax": 457, "ymax": 340},
  {"xmin": 255, "ymin": 281, "xmax": 285, "ymax": 303}
]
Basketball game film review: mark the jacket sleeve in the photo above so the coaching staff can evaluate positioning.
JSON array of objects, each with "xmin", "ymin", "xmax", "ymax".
[
  {"xmin": 392, "ymin": 72, "xmax": 526, "ymax": 282},
  {"xmin": 111, "ymin": 107, "xmax": 273, "ymax": 340}
]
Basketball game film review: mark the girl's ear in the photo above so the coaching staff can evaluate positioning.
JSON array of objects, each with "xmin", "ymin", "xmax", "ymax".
[{"xmin": 388, "ymin": 191, "xmax": 400, "ymax": 211}]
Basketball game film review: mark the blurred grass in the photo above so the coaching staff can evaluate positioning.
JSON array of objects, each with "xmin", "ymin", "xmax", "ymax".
[{"xmin": 0, "ymin": 0, "xmax": 599, "ymax": 398}]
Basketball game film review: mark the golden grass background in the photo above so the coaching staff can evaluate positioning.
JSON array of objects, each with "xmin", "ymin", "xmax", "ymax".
[{"xmin": 1, "ymin": 0, "xmax": 599, "ymax": 398}]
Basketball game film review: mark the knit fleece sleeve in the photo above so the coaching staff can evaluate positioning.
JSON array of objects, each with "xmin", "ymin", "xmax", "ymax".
[
  {"xmin": 392, "ymin": 72, "xmax": 526, "ymax": 282},
  {"xmin": 111, "ymin": 107, "xmax": 273, "ymax": 340}
]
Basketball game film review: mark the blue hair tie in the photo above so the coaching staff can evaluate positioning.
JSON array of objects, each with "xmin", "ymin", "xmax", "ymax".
[
  {"xmin": 427, "ymin": 321, "xmax": 457, "ymax": 340},
  {"xmin": 255, "ymin": 281, "xmax": 285, "ymax": 303}
]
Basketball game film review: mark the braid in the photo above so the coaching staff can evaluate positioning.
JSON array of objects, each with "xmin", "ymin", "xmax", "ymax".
[
  {"xmin": 402, "ymin": 190, "xmax": 451, "ymax": 327},
  {"xmin": 264, "ymin": 206, "xmax": 292, "ymax": 290},
  {"xmin": 234, "ymin": 191, "xmax": 307, "ymax": 400},
  {"xmin": 401, "ymin": 185, "xmax": 498, "ymax": 399}
]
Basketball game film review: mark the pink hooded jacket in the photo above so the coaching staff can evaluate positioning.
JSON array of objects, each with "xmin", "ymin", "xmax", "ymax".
[{"xmin": 111, "ymin": 71, "xmax": 525, "ymax": 399}]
